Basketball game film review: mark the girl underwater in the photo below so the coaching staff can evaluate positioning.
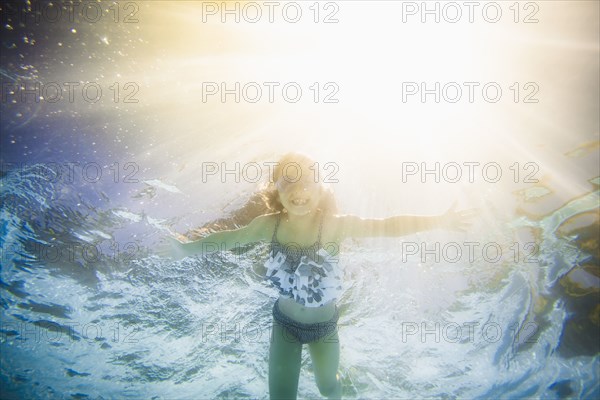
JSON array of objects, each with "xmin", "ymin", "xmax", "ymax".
[{"xmin": 161, "ymin": 152, "xmax": 477, "ymax": 399}]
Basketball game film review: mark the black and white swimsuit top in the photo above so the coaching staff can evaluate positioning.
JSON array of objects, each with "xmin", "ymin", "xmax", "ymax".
[{"xmin": 264, "ymin": 211, "xmax": 343, "ymax": 307}]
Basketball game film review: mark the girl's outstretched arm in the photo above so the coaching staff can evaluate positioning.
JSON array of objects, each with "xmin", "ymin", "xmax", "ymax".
[
  {"xmin": 159, "ymin": 213, "xmax": 275, "ymax": 260},
  {"xmin": 333, "ymin": 202, "xmax": 478, "ymax": 240}
]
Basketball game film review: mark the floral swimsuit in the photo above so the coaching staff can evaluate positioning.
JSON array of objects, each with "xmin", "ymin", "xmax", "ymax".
[{"xmin": 264, "ymin": 211, "xmax": 343, "ymax": 307}]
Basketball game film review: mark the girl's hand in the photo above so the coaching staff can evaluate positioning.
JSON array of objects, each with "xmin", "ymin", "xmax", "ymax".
[
  {"xmin": 156, "ymin": 235, "xmax": 189, "ymax": 260},
  {"xmin": 440, "ymin": 201, "xmax": 479, "ymax": 232}
]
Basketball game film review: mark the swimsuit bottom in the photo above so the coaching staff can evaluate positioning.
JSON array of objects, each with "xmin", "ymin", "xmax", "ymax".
[{"xmin": 272, "ymin": 298, "xmax": 339, "ymax": 344}]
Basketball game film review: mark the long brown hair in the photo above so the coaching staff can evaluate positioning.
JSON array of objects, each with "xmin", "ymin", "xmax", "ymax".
[{"xmin": 185, "ymin": 153, "xmax": 337, "ymax": 240}]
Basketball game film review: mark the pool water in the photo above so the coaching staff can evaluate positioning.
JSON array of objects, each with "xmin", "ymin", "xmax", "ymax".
[{"xmin": 1, "ymin": 1, "xmax": 599, "ymax": 398}]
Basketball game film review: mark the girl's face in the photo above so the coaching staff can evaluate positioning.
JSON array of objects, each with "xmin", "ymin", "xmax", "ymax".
[{"xmin": 276, "ymin": 170, "xmax": 322, "ymax": 216}]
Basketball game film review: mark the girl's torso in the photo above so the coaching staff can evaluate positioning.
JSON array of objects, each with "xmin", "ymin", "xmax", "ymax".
[
  {"xmin": 264, "ymin": 211, "xmax": 342, "ymax": 323},
  {"xmin": 277, "ymin": 296, "xmax": 336, "ymax": 323}
]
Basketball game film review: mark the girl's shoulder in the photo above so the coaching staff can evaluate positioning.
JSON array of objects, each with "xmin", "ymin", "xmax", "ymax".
[
  {"xmin": 323, "ymin": 212, "xmax": 346, "ymax": 224},
  {"xmin": 248, "ymin": 212, "xmax": 280, "ymax": 231},
  {"xmin": 321, "ymin": 212, "xmax": 348, "ymax": 244}
]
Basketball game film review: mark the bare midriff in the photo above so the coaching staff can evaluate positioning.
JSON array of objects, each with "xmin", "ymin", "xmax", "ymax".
[{"xmin": 277, "ymin": 295, "xmax": 337, "ymax": 323}]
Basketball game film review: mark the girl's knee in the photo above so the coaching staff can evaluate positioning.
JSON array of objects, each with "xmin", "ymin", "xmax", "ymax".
[{"xmin": 316, "ymin": 373, "xmax": 341, "ymax": 397}]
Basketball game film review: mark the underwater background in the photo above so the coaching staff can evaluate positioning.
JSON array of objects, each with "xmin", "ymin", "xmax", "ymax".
[{"xmin": 1, "ymin": 1, "xmax": 599, "ymax": 399}]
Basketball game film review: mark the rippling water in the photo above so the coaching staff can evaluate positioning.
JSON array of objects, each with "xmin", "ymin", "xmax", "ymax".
[
  {"xmin": 1, "ymin": 1, "xmax": 599, "ymax": 399},
  {"xmin": 1, "ymin": 164, "xmax": 598, "ymax": 399}
]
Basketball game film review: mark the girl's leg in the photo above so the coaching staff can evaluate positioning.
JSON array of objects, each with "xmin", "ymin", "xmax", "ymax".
[
  {"xmin": 269, "ymin": 320, "xmax": 303, "ymax": 400},
  {"xmin": 308, "ymin": 329, "xmax": 342, "ymax": 399}
]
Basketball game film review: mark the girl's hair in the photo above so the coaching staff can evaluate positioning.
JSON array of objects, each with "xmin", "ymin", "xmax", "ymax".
[
  {"xmin": 260, "ymin": 152, "xmax": 337, "ymax": 214},
  {"xmin": 185, "ymin": 152, "xmax": 337, "ymax": 240}
]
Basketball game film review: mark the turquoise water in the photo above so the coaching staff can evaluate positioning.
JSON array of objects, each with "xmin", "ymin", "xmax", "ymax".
[
  {"xmin": 1, "ymin": 1, "xmax": 599, "ymax": 398},
  {"xmin": 1, "ymin": 163, "xmax": 598, "ymax": 399}
]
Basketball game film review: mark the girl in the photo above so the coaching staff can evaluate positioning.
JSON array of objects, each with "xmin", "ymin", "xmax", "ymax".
[{"xmin": 162, "ymin": 152, "xmax": 475, "ymax": 399}]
